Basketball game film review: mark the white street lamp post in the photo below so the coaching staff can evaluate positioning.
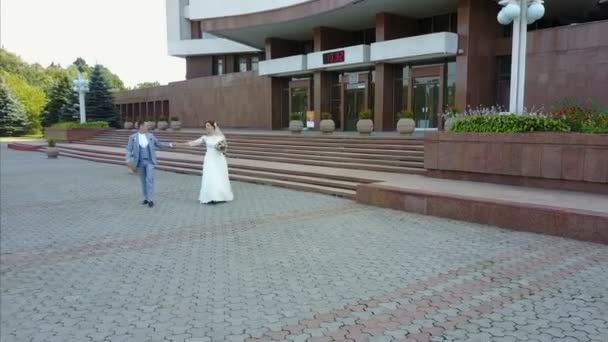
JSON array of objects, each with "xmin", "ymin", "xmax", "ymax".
[
  {"xmin": 73, "ymin": 72, "xmax": 90, "ymax": 123},
  {"xmin": 497, "ymin": 0, "xmax": 545, "ymax": 114}
]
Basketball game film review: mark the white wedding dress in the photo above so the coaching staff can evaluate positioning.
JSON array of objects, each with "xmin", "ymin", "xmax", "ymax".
[{"xmin": 188, "ymin": 134, "xmax": 234, "ymax": 204}]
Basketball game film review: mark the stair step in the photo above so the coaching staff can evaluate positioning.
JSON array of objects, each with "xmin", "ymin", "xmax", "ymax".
[
  {"xmin": 57, "ymin": 147, "xmax": 365, "ymax": 189},
  {"xmin": 56, "ymin": 151, "xmax": 356, "ymax": 199},
  {"xmin": 73, "ymin": 141, "xmax": 425, "ymax": 169},
  {"xmin": 57, "ymin": 145, "xmax": 377, "ymax": 184}
]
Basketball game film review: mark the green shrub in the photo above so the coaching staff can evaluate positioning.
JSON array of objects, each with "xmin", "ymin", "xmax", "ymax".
[
  {"xmin": 47, "ymin": 139, "xmax": 56, "ymax": 147},
  {"xmin": 581, "ymin": 117, "xmax": 608, "ymax": 134},
  {"xmin": 158, "ymin": 116, "xmax": 168, "ymax": 122},
  {"xmin": 321, "ymin": 112, "xmax": 333, "ymax": 120},
  {"xmin": 550, "ymin": 98, "xmax": 608, "ymax": 133},
  {"xmin": 397, "ymin": 110, "xmax": 414, "ymax": 119},
  {"xmin": 170, "ymin": 116, "xmax": 180, "ymax": 121},
  {"xmin": 51, "ymin": 121, "xmax": 110, "ymax": 129},
  {"xmin": 289, "ymin": 112, "xmax": 304, "ymax": 121},
  {"xmin": 450, "ymin": 114, "xmax": 570, "ymax": 133},
  {"xmin": 358, "ymin": 109, "xmax": 372, "ymax": 120}
]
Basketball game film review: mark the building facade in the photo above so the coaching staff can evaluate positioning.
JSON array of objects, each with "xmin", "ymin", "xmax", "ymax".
[{"xmin": 114, "ymin": 0, "xmax": 608, "ymax": 130}]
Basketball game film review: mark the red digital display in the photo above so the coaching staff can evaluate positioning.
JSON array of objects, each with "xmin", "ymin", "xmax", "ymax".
[{"xmin": 323, "ymin": 50, "xmax": 345, "ymax": 64}]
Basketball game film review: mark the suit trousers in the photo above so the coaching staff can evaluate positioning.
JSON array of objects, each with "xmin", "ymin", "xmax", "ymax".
[{"xmin": 137, "ymin": 159, "xmax": 155, "ymax": 201}]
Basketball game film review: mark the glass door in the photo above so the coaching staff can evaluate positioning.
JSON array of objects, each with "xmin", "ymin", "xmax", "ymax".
[
  {"xmin": 412, "ymin": 76, "xmax": 440, "ymax": 129},
  {"xmin": 344, "ymin": 83, "xmax": 366, "ymax": 131}
]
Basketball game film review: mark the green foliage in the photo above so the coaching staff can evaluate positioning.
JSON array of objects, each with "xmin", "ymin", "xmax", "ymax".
[
  {"xmin": 85, "ymin": 65, "xmax": 120, "ymax": 127},
  {"xmin": 321, "ymin": 112, "xmax": 333, "ymax": 120},
  {"xmin": 289, "ymin": 112, "xmax": 304, "ymax": 121},
  {"xmin": 550, "ymin": 98, "xmax": 608, "ymax": 134},
  {"xmin": 170, "ymin": 116, "xmax": 180, "ymax": 121},
  {"xmin": 0, "ymin": 49, "xmax": 54, "ymax": 93},
  {"xmin": 1, "ymin": 71, "xmax": 46, "ymax": 134},
  {"xmin": 41, "ymin": 75, "xmax": 74, "ymax": 127},
  {"xmin": 450, "ymin": 114, "xmax": 570, "ymax": 133},
  {"xmin": 0, "ymin": 77, "xmax": 29, "ymax": 136},
  {"xmin": 358, "ymin": 109, "xmax": 372, "ymax": 120},
  {"xmin": 397, "ymin": 110, "xmax": 414, "ymax": 119},
  {"xmin": 47, "ymin": 139, "xmax": 56, "ymax": 147},
  {"xmin": 51, "ymin": 121, "xmax": 109, "ymax": 129},
  {"xmin": 158, "ymin": 116, "xmax": 168, "ymax": 122},
  {"xmin": 136, "ymin": 81, "xmax": 161, "ymax": 89}
]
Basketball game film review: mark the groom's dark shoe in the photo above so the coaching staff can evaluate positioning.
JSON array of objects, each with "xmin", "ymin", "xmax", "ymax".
[
  {"xmin": 142, "ymin": 200, "xmax": 149, "ymax": 205},
  {"xmin": 148, "ymin": 201, "xmax": 155, "ymax": 208}
]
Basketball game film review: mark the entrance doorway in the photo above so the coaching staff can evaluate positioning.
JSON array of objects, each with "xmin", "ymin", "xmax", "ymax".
[
  {"xmin": 345, "ymin": 83, "xmax": 366, "ymax": 131},
  {"xmin": 407, "ymin": 65, "xmax": 445, "ymax": 130},
  {"xmin": 412, "ymin": 76, "xmax": 440, "ymax": 129}
]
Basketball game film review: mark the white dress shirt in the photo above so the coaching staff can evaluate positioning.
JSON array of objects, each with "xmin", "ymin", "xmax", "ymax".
[{"xmin": 138, "ymin": 133, "xmax": 149, "ymax": 148}]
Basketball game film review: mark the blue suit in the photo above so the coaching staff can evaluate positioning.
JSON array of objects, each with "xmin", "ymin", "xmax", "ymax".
[{"xmin": 125, "ymin": 133, "xmax": 172, "ymax": 201}]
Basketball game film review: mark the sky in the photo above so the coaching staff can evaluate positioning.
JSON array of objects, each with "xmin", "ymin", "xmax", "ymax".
[{"xmin": 0, "ymin": 0, "xmax": 185, "ymax": 87}]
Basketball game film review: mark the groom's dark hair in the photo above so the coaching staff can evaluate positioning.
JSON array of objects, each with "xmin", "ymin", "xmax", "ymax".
[{"xmin": 137, "ymin": 119, "xmax": 146, "ymax": 128}]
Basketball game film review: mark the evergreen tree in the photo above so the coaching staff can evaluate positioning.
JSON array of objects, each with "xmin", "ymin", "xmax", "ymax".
[
  {"xmin": 41, "ymin": 75, "xmax": 72, "ymax": 127},
  {"xmin": 59, "ymin": 88, "xmax": 80, "ymax": 122},
  {"xmin": 0, "ymin": 77, "xmax": 29, "ymax": 136},
  {"xmin": 86, "ymin": 65, "xmax": 119, "ymax": 127}
]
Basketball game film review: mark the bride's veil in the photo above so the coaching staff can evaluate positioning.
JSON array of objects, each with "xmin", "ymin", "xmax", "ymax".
[{"xmin": 214, "ymin": 122, "xmax": 225, "ymax": 139}]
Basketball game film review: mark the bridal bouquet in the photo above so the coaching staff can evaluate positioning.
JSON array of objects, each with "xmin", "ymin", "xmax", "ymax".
[{"xmin": 215, "ymin": 140, "xmax": 227, "ymax": 155}]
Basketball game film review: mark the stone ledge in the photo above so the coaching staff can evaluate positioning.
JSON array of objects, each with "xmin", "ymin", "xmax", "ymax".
[{"xmin": 356, "ymin": 183, "xmax": 608, "ymax": 245}]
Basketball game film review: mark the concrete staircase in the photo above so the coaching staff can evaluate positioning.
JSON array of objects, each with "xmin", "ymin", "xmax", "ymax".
[{"xmin": 52, "ymin": 130, "xmax": 426, "ymax": 199}]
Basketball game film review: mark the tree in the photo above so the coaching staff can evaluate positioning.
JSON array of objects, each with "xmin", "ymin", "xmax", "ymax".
[
  {"xmin": 41, "ymin": 75, "xmax": 73, "ymax": 127},
  {"xmin": 135, "ymin": 81, "xmax": 161, "ymax": 89},
  {"xmin": 0, "ymin": 77, "xmax": 29, "ymax": 136},
  {"xmin": 59, "ymin": 87, "xmax": 80, "ymax": 122},
  {"xmin": 86, "ymin": 65, "xmax": 119, "ymax": 127},
  {"xmin": 1, "ymin": 72, "xmax": 47, "ymax": 134}
]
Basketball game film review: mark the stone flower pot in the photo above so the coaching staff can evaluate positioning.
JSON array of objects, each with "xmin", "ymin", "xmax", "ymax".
[
  {"xmin": 145, "ymin": 121, "xmax": 156, "ymax": 130},
  {"xmin": 47, "ymin": 147, "xmax": 59, "ymax": 158},
  {"xmin": 289, "ymin": 120, "xmax": 304, "ymax": 133},
  {"xmin": 123, "ymin": 121, "xmax": 134, "ymax": 129},
  {"xmin": 320, "ymin": 119, "xmax": 335, "ymax": 134},
  {"xmin": 396, "ymin": 118, "xmax": 415, "ymax": 134},
  {"xmin": 444, "ymin": 118, "xmax": 457, "ymax": 131},
  {"xmin": 357, "ymin": 119, "xmax": 373, "ymax": 135},
  {"xmin": 157, "ymin": 121, "xmax": 169, "ymax": 130},
  {"xmin": 170, "ymin": 120, "xmax": 181, "ymax": 131}
]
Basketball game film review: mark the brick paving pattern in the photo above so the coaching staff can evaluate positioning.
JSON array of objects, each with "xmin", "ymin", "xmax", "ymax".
[{"xmin": 1, "ymin": 145, "xmax": 607, "ymax": 342}]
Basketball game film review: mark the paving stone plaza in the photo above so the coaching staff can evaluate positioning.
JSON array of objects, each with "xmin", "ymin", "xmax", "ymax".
[{"xmin": 1, "ymin": 144, "xmax": 607, "ymax": 342}]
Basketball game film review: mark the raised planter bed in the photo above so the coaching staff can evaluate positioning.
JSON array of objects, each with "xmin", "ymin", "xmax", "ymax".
[
  {"xmin": 45, "ymin": 128, "xmax": 112, "ymax": 143},
  {"xmin": 424, "ymin": 132, "xmax": 608, "ymax": 194}
]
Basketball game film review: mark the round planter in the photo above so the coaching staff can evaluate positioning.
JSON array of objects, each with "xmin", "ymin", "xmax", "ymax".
[
  {"xmin": 357, "ymin": 119, "xmax": 374, "ymax": 135},
  {"xmin": 444, "ymin": 118, "xmax": 457, "ymax": 131},
  {"xmin": 47, "ymin": 147, "xmax": 59, "ymax": 158},
  {"xmin": 170, "ymin": 121, "xmax": 181, "ymax": 131},
  {"xmin": 146, "ymin": 121, "xmax": 156, "ymax": 130},
  {"xmin": 157, "ymin": 121, "xmax": 169, "ymax": 130},
  {"xmin": 396, "ymin": 118, "xmax": 415, "ymax": 134},
  {"xmin": 320, "ymin": 120, "xmax": 335, "ymax": 134},
  {"xmin": 123, "ymin": 121, "xmax": 134, "ymax": 129},
  {"xmin": 289, "ymin": 120, "xmax": 304, "ymax": 133}
]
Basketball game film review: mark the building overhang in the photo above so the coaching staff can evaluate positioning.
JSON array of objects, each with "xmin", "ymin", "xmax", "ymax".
[
  {"xmin": 370, "ymin": 32, "xmax": 458, "ymax": 63},
  {"xmin": 168, "ymin": 38, "xmax": 260, "ymax": 58},
  {"xmin": 259, "ymin": 55, "xmax": 309, "ymax": 76}
]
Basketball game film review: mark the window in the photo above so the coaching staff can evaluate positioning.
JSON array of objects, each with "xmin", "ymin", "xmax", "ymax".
[
  {"xmin": 213, "ymin": 56, "xmax": 224, "ymax": 75},
  {"xmin": 251, "ymin": 56, "xmax": 259, "ymax": 71},
  {"xmin": 417, "ymin": 13, "xmax": 458, "ymax": 34},
  {"xmin": 496, "ymin": 56, "xmax": 511, "ymax": 109},
  {"xmin": 239, "ymin": 56, "xmax": 248, "ymax": 72},
  {"xmin": 445, "ymin": 62, "xmax": 457, "ymax": 109}
]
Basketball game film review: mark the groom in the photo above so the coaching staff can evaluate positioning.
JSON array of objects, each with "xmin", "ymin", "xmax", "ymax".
[{"xmin": 125, "ymin": 120, "xmax": 175, "ymax": 208}]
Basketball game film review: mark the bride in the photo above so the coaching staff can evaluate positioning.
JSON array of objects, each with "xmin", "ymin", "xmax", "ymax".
[{"xmin": 183, "ymin": 121, "xmax": 234, "ymax": 204}]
